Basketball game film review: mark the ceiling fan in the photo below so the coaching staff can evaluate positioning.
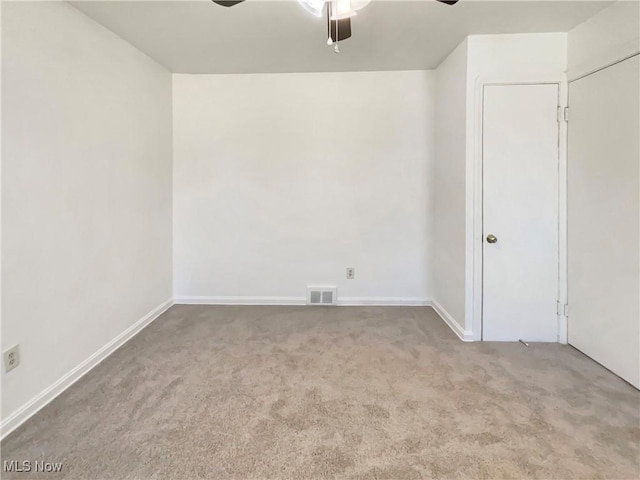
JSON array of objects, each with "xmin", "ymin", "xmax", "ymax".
[{"xmin": 211, "ymin": 0, "xmax": 460, "ymax": 52}]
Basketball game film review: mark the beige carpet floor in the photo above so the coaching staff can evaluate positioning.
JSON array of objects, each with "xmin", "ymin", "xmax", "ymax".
[{"xmin": 2, "ymin": 306, "xmax": 639, "ymax": 479}]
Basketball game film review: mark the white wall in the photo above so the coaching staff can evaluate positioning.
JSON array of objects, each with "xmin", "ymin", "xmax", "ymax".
[
  {"xmin": 432, "ymin": 39, "xmax": 468, "ymax": 332},
  {"xmin": 568, "ymin": 0, "xmax": 640, "ymax": 80},
  {"xmin": 467, "ymin": 33, "xmax": 568, "ymax": 81},
  {"xmin": 1, "ymin": 2, "xmax": 173, "ymax": 426},
  {"xmin": 173, "ymin": 71, "xmax": 434, "ymax": 304}
]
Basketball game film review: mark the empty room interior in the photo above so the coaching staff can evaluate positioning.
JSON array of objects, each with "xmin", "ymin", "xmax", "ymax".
[{"xmin": 1, "ymin": 0, "xmax": 639, "ymax": 478}]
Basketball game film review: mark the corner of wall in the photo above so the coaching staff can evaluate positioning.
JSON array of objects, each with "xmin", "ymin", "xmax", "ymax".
[{"xmin": 567, "ymin": 1, "xmax": 640, "ymax": 81}]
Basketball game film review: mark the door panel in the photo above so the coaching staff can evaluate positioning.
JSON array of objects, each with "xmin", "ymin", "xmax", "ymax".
[
  {"xmin": 568, "ymin": 55, "xmax": 640, "ymax": 388},
  {"xmin": 482, "ymin": 84, "xmax": 560, "ymax": 342}
]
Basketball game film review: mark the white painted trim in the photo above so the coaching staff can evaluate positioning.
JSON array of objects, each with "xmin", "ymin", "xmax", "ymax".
[
  {"xmin": 557, "ymin": 79, "xmax": 569, "ymax": 345},
  {"xmin": 469, "ymin": 75, "xmax": 569, "ymax": 343},
  {"xmin": 338, "ymin": 297, "xmax": 431, "ymax": 306},
  {"xmin": 0, "ymin": 298, "xmax": 174, "ymax": 440},
  {"xmin": 430, "ymin": 301, "xmax": 473, "ymax": 342},
  {"xmin": 173, "ymin": 296, "xmax": 431, "ymax": 307},
  {"xmin": 469, "ymin": 74, "xmax": 485, "ymax": 342},
  {"xmin": 174, "ymin": 296, "xmax": 306, "ymax": 305},
  {"xmin": 567, "ymin": 40, "xmax": 640, "ymax": 83}
]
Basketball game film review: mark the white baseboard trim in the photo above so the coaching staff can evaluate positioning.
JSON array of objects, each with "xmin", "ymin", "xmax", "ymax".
[
  {"xmin": 430, "ymin": 300, "xmax": 474, "ymax": 342},
  {"xmin": 338, "ymin": 297, "xmax": 431, "ymax": 306},
  {"xmin": 174, "ymin": 296, "xmax": 307, "ymax": 305},
  {"xmin": 0, "ymin": 298, "xmax": 174, "ymax": 440},
  {"xmin": 174, "ymin": 296, "xmax": 431, "ymax": 307}
]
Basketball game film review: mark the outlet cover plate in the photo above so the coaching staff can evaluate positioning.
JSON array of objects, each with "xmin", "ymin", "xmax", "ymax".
[{"xmin": 3, "ymin": 345, "xmax": 20, "ymax": 373}]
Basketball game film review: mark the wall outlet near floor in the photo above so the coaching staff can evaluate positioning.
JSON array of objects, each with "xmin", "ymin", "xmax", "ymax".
[
  {"xmin": 4, "ymin": 345, "xmax": 20, "ymax": 373},
  {"xmin": 346, "ymin": 267, "xmax": 355, "ymax": 280}
]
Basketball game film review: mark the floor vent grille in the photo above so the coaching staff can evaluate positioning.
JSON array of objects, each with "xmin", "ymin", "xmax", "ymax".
[{"xmin": 307, "ymin": 287, "xmax": 337, "ymax": 306}]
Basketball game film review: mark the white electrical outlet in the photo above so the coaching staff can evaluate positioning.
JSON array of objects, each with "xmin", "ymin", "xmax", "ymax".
[
  {"xmin": 346, "ymin": 267, "xmax": 355, "ymax": 279},
  {"xmin": 4, "ymin": 345, "xmax": 20, "ymax": 373}
]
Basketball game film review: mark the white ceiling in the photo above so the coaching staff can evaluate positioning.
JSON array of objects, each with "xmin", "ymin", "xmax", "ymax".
[{"xmin": 71, "ymin": 0, "xmax": 612, "ymax": 73}]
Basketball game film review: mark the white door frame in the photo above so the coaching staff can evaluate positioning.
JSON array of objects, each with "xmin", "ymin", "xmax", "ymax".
[{"xmin": 467, "ymin": 74, "xmax": 568, "ymax": 343}]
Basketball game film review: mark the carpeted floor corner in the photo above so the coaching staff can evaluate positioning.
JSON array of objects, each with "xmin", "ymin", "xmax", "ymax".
[{"xmin": 2, "ymin": 305, "xmax": 639, "ymax": 479}]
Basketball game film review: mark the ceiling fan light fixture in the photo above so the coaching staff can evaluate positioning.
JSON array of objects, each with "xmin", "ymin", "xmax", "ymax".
[
  {"xmin": 350, "ymin": 0, "xmax": 371, "ymax": 11},
  {"xmin": 329, "ymin": 0, "xmax": 357, "ymax": 20},
  {"xmin": 211, "ymin": 0, "xmax": 245, "ymax": 7},
  {"xmin": 298, "ymin": 0, "xmax": 326, "ymax": 18},
  {"xmin": 211, "ymin": 0, "xmax": 460, "ymax": 49}
]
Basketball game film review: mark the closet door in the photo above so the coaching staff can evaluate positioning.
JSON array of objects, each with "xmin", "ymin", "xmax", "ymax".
[
  {"xmin": 482, "ymin": 84, "xmax": 560, "ymax": 342},
  {"xmin": 568, "ymin": 55, "xmax": 640, "ymax": 388}
]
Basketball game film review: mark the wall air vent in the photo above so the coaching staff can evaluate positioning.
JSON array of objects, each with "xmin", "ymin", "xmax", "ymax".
[{"xmin": 306, "ymin": 286, "xmax": 337, "ymax": 306}]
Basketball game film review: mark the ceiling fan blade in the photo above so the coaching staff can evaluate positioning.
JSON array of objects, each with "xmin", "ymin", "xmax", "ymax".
[
  {"xmin": 211, "ymin": 0, "xmax": 245, "ymax": 7},
  {"xmin": 435, "ymin": 0, "xmax": 459, "ymax": 5},
  {"xmin": 327, "ymin": 3, "xmax": 352, "ymax": 42}
]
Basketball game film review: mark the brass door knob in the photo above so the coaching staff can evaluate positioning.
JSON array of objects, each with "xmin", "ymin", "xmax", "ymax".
[{"xmin": 486, "ymin": 234, "xmax": 498, "ymax": 244}]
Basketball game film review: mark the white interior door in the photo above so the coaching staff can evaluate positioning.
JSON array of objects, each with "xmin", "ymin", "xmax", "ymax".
[
  {"xmin": 568, "ymin": 55, "xmax": 640, "ymax": 389},
  {"xmin": 482, "ymin": 84, "xmax": 560, "ymax": 342}
]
